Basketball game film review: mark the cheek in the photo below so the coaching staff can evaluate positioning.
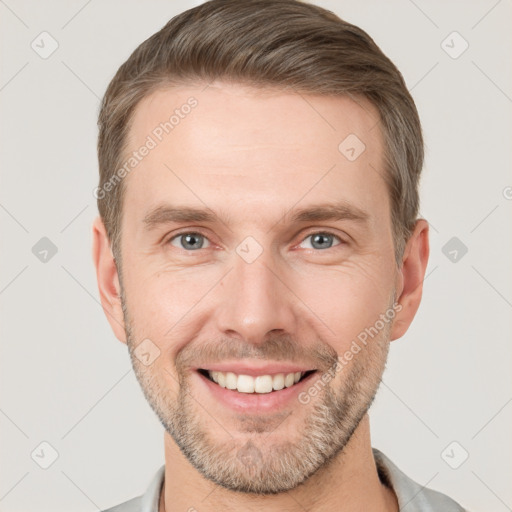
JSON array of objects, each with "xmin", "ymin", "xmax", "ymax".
[
  {"xmin": 121, "ymin": 267, "xmax": 185, "ymax": 328},
  {"xmin": 292, "ymin": 262, "xmax": 393, "ymax": 347},
  {"xmin": 122, "ymin": 265, "xmax": 218, "ymax": 356},
  {"xmin": 122, "ymin": 248, "xmax": 395, "ymax": 359}
]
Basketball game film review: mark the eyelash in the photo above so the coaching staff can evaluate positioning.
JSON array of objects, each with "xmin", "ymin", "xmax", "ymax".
[{"xmin": 166, "ymin": 229, "xmax": 346, "ymax": 252}]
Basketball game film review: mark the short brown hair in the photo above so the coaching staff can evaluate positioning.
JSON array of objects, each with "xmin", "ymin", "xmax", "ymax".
[{"xmin": 97, "ymin": 0, "xmax": 423, "ymax": 266}]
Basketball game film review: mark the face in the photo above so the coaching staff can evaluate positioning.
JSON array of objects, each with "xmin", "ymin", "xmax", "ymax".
[{"xmin": 113, "ymin": 82, "xmax": 403, "ymax": 493}]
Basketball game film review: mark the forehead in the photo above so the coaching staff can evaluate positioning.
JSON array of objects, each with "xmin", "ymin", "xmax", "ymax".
[
  {"xmin": 121, "ymin": 82, "xmax": 388, "ymax": 229},
  {"xmin": 127, "ymin": 82, "xmax": 382, "ymax": 158}
]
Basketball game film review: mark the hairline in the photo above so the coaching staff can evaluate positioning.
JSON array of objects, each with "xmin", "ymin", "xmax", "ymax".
[{"xmin": 112, "ymin": 81, "xmax": 400, "ymax": 267}]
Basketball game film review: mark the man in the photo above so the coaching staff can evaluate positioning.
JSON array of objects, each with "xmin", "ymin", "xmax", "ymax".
[{"xmin": 92, "ymin": 0, "xmax": 468, "ymax": 510}]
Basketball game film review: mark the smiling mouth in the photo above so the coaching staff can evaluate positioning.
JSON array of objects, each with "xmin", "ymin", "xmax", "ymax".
[{"xmin": 198, "ymin": 369, "xmax": 317, "ymax": 394}]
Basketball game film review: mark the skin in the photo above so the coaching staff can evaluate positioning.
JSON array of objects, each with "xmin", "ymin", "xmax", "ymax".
[{"xmin": 92, "ymin": 82, "xmax": 429, "ymax": 511}]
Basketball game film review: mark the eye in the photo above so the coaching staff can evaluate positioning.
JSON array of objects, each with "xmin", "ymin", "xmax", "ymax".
[
  {"xmin": 299, "ymin": 231, "xmax": 343, "ymax": 250},
  {"xmin": 168, "ymin": 232, "xmax": 211, "ymax": 251}
]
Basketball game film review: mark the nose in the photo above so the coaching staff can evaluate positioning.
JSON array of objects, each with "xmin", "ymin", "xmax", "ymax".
[{"xmin": 214, "ymin": 246, "xmax": 297, "ymax": 346}]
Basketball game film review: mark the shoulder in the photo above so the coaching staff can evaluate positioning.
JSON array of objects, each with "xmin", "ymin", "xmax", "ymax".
[
  {"xmin": 373, "ymin": 448, "xmax": 469, "ymax": 512},
  {"xmin": 101, "ymin": 496, "xmax": 142, "ymax": 512},
  {"xmin": 100, "ymin": 464, "xmax": 165, "ymax": 512}
]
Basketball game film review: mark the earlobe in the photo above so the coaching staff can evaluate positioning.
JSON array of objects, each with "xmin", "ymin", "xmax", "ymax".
[
  {"xmin": 91, "ymin": 216, "xmax": 127, "ymax": 344},
  {"xmin": 390, "ymin": 219, "xmax": 430, "ymax": 341}
]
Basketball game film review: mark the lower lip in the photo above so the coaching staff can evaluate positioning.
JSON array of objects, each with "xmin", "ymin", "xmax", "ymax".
[{"xmin": 195, "ymin": 371, "xmax": 317, "ymax": 414}]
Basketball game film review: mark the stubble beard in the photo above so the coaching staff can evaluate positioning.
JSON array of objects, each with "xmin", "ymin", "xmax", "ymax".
[{"xmin": 122, "ymin": 292, "xmax": 392, "ymax": 495}]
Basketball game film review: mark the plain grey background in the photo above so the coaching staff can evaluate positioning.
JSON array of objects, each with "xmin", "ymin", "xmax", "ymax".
[{"xmin": 1, "ymin": 1, "xmax": 511, "ymax": 511}]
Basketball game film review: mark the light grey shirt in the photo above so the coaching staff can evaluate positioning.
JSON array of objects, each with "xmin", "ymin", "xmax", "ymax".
[{"xmin": 102, "ymin": 448, "xmax": 468, "ymax": 511}]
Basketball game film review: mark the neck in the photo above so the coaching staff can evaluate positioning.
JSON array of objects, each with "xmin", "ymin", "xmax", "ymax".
[{"xmin": 159, "ymin": 415, "xmax": 398, "ymax": 512}]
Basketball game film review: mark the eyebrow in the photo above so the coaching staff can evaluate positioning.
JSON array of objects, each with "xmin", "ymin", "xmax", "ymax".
[{"xmin": 142, "ymin": 201, "xmax": 370, "ymax": 231}]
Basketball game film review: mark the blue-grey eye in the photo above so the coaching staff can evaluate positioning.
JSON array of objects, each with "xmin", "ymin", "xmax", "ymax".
[
  {"xmin": 169, "ymin": 232, "xmax": 210, "ymax": 250},
  {"xmin": 300, "ymin": 232, "xmax": 341, "ymax": 250}
]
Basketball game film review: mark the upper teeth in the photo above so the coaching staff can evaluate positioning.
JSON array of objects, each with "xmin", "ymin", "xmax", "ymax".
[{"xmin": 207, "ymin": 370, "xmax": 303, "ymax": 393}]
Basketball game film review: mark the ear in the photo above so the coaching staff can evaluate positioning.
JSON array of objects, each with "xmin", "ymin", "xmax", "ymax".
[
  {"xmin": 390, "ymin": 219, "xmax": 430, "ymax": 341},
  {"xmin": 91, "ymin": 216, "xmax": 127, "ymax": 344}
]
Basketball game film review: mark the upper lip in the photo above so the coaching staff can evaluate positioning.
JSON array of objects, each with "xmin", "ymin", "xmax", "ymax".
[{"xmin": 196, "ymin": 361, "xmax": 316, "ymax": 376}]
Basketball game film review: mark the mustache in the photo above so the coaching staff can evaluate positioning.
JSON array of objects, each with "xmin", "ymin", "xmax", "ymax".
[{"xmin": 175, "ymin": 334, "xmax": 339, "ymax": 372}]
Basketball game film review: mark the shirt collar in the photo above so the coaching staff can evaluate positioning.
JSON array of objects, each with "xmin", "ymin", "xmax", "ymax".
[
  {"xmin": 140, "ymin": 464, "xmax": 164, "ymax": 512},
  {"xmin": 140, "ymin": 449, "xmax": 465, "ymax": 512}
]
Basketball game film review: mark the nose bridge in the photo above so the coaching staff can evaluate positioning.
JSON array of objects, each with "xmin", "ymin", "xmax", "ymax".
[{"xmin": 215, "ymin": 239, "xmax": 295, "ymax": 344}]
